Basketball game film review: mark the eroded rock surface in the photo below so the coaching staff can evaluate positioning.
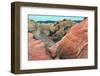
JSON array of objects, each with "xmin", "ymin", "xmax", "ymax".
[
  {"xmin": 56, "ymin": 18, "xmax": 88, "ymax": 59},
  {"xmin": 28, "ymin": 33, "xmax": 51, "ymax": 60},
  {"xmin": 28, "ymin": 18, "xmax": 88, "ymax": 60}
]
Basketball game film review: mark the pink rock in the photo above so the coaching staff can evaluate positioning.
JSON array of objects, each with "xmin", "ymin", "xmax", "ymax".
[
  {"xmin": 50, "ymin": 18, "xmax": 88, "ymax": 59},
  {"xmin": 59, "ymin": 18, "xmax": 88, "ymax": 58},
  {"xmin": 28, "ymin": 33, "xmax": 51, "ymax": 60}
]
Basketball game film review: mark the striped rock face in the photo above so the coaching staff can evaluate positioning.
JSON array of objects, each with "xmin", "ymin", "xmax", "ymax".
[
  {"xmin": 58, "ymin": 18, "xmax": 88, "ymax": 59},
  {"xmin": 28, "ymin": 33, "xmax": 51, "ymax": 60}
]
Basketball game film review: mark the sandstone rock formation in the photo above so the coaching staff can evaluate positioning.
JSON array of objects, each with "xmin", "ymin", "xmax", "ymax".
[
  {"xmin": 52, "ymin": 18, "xmax": 88, "ymax": 59},
  {"xmin": 28, "ymin": 33, "xmax": 51, "ymax": 60},
  {"xmin": 28, "ymin": 18, "xmax": 88, "ymax": 60}
]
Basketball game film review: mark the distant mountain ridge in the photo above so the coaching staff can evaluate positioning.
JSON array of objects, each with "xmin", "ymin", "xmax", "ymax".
[
  {"xmin": 73, "ymin": 20, "xmax": 81, "ymax": 23},
  {"xmin": 37, "ymin": 20, "xmax": 56, "ymax": 23},
  {"xmin": 37, "ymin": 20, "xmax": 81, "ymax": 23}
]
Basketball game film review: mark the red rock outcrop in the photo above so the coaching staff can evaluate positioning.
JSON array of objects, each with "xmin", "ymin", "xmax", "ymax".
[
  {"xmin": 55, "ymin": 18, "xmax": 88, "ymax": 59},
  {"xmin": 28, "ymin": 33, "xmax": 51, "ymax": 60}
]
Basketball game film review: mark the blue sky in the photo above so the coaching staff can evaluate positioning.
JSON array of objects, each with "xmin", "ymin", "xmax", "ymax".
[{"xmin": 28, "ymin": 15, "xmax": 85, "ymax": 21}]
